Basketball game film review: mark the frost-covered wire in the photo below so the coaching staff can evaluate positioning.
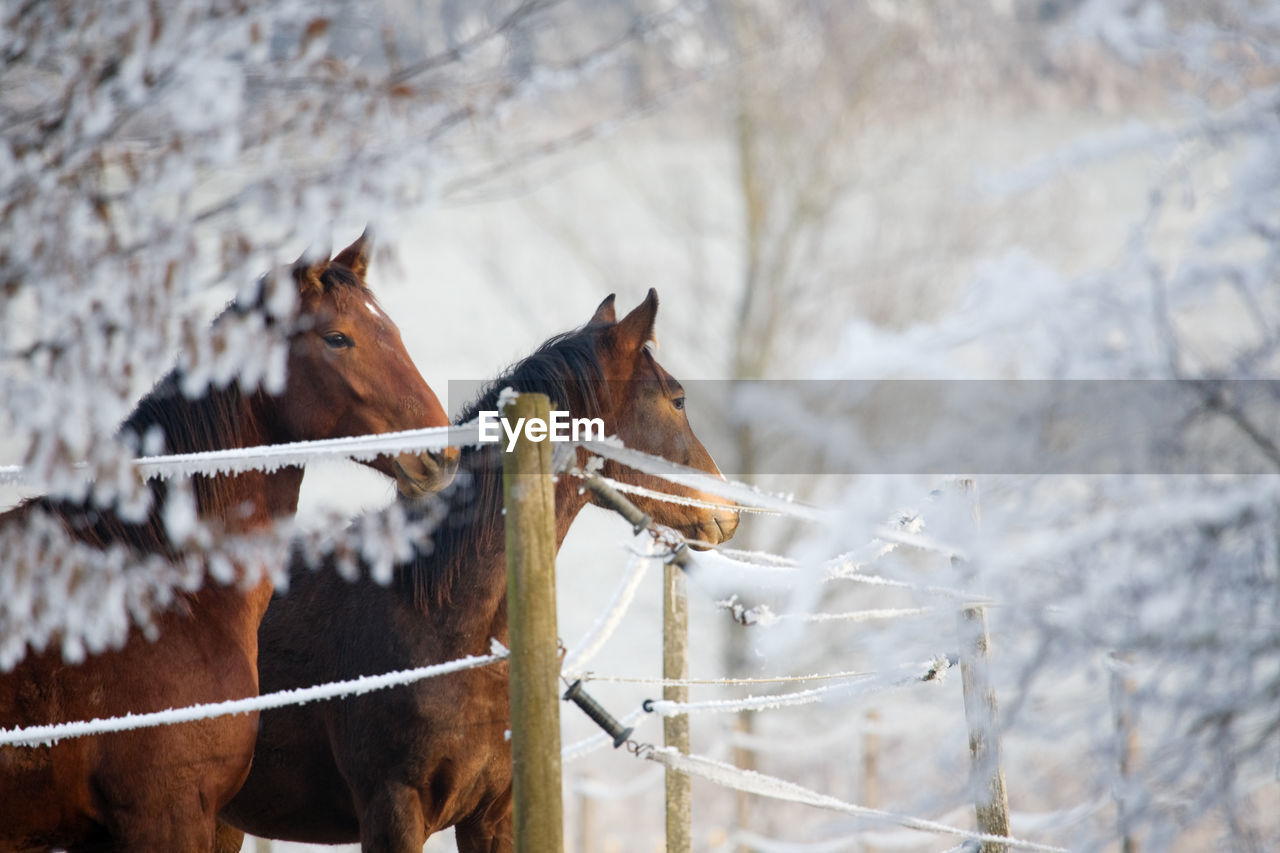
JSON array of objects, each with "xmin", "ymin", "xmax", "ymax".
[
  {"xmin": 732, "ymin": 798, "xmax": 1106, "ymax": 851},
  {"xmin": 690, "ymin": 545, "xmax": 988, "ymax": 610},
  {"xmin": 136, "ymin": 423, "xmax": 481, "ymax": 479},
  {"xmin": 713, "ymin": 547, "xmax": 801, "ymax": 567},
  {"xmin": 7, "ymin": 428, "xmax": 819, "ymax": 520},
  {"xmin": 641, "ymin": 748, "xmax": 1067, "ymax": 853},
  {"xmin": 774, "ymin": 607, "xmax": 936, "ymax": 624},
  {"xmin": 870, "ymin": 524, "xmax": 965, "ymax": 559},
  {"xmin": 578, "ymin": 440, "xmax": 828, "ymax": 521},
  {"xmin": 825, "ymin": 558, "xmax": 990, "ymax": 603},
  {"xmin": 561, "ymin": 537, "xmax": 659, "ymax": 678},
  {"xmin": 0, "ymin": 647, "xmax": 507, "ymax": 748},
  {"xmin": 1, "ymin": 424, "xmax": 482, "ymax": 486},
  {"xmin": 573, "ymin": 469, "xmax": 783, "ymax": 515},
  {"xmin": 580, "ymin": 668, "xmax": 881, "ymax": 688},
  {"xmin": 642, "ymin": 656, "xmax": 953, "ymax": 717}
]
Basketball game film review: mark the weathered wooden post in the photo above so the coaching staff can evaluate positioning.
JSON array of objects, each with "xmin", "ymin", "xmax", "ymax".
[
  {"xmin": 950, "ymin": 479, "xmax": 1011, "ymax": 853},
  {"xmin": 579, "ymin": 472, "xmax": 693, "ymax": 850},
  {"xmin": 958, "ymin": 604, "xmax": 1011, "ymax": 852},
  {"xmin": 664, "ymin": 555, "xmax": 692, "ymax": 853},
  {"xmin": 1110, "ymin": 651, "xmax": 1139, "ymax": 853},
  {"xmin": 503, "ymin": 392, "xmax": 564, "ymax": 853}
]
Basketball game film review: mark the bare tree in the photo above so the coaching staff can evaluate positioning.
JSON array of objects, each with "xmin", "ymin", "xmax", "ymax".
[{"xmin": 0, "ymin": 0, "xmax": 710, "ymax": 661}]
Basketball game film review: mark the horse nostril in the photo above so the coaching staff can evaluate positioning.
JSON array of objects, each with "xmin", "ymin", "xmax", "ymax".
[
  {"xmin": 713, "ymin": 511, "xmax": 739, "ymax": 543},
  {"xmin": 430, "ymin": 447, "xmax": 460, "ymax": 474}
]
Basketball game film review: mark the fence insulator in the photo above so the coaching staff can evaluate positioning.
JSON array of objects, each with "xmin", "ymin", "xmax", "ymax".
[
  {"xmin": 563, "ymin": 679, "xmax": 634, "ymax": 748},
  {"xmin": 667, "ymin": 540, "xmax": 691, "ymax": 569},
  {"xmin": 583, "ymin": 473, "xmax": 652, "ymax": 533},
  {"xmin": 582, "ymin": 472, "xmax": 695, "ymax": 571}
]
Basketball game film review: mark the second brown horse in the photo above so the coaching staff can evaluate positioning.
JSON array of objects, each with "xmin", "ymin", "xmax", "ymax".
[{"xmin": 218, "ymin": 289, "xmax": 738, "ymax": 852}]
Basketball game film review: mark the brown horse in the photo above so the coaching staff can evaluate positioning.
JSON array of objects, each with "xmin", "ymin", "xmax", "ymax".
[
  {"xmin": 216, "ymin": 289, "xmax": 738, "ymax": 852},
  {"xmin": 0, "ymin": 234, "xmax": 457, "ymax": 852}
]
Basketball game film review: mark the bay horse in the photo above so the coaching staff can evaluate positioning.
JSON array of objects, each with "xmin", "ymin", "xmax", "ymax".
[
  {"xmin": 216, "ymin": 289, "xmax": 739, "ymax": 852},
  {"xmin": 0, "ymin": 233, "xmax": 457, "ymax": 852}
]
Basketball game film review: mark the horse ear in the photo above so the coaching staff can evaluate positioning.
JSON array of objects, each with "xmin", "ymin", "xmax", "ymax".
[
  {"xmin": 291, "ymin": 240, "xmax": 331, "ymax": 296},
  {"xmin": 613, "ymin": 288, "xmax": 659, "ymax": 351},
  {"xmin": 589, "ymin": 293, "xmax": 617, "ymax": 326},
  {"xmin": 332, "ymin": 228, "xmax": 372, "ymax": 280}
]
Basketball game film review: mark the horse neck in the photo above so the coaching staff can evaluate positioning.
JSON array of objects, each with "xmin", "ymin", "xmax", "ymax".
[
  {"xmin": 426, "ymin": 449, "xmax": 589, "ymax": 643},
  {"xmin": 123, "ymin": 377, "xmax": 305, "ymax": 628},
  {"xmin": 132, "ymin": 375, "xmax": 305, "ymax": 533}
]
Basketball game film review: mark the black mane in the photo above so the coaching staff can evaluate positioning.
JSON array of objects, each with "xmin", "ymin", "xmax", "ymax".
[{"xmin": 398, "ymin": 324, "xmax": 610, "ymax": 613}]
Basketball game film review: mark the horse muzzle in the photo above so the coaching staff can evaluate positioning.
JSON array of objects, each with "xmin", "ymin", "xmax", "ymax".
[
  {"xmin": 392, "ymin": 446, "xmax": 460, "ymax": 497},
  {"xmin": 688, "ymin": 507, "xmax": 739, "ymax": 548}
]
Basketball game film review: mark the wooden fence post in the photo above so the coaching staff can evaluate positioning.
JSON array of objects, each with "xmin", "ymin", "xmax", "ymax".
[
  {"xmin": 579, "ymin": 472, "xmax": 693, "ymax": 850},
  {"xmin": 958, "ymin": 605, "xmax": 1011, "ymax": 853},
  {"xmin": 664, "ymin": 557, "xmax": 692, "ymax": 853},
  {"xmin": 1110, "ymin": 652, "xmax": 1139, "ymax": 853},
  {"xmin": 950, "ymin": 479, "xmax": 1011, "ymax": 853},
  {"xmin": 503, "ymin": 392, "xmax": 564, "ymax": 853}
]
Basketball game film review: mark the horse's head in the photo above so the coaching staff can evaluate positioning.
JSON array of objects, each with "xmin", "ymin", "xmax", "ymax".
[
  {"xmin": 275, "ymin": 233, "xmax": 457, "ymax": 496},
  {"xmin": 587, "ymin": 289, "xmax": 739, "ymax": 546}
]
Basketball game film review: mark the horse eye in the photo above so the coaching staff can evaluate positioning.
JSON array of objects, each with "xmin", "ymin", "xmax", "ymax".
[
  {"xmin": 672, "ymin": 396, "xmax": 685, "ymax": 411},
  {"xmin": 323, "ymin": 331, "xmax": 353, "ymax": 349}
]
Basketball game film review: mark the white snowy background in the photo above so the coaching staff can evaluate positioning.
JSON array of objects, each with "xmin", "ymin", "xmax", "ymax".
[{"xmin": 4, "ymin": 1, "xmax": 1280, "ymax": 850}]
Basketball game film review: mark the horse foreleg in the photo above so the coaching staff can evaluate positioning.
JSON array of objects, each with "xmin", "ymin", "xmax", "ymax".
[
  {"xmin": 358, "ymin": 782, "xmax": 426, "ymax": 853},
  {"xmin": 454, "ymin": 805, "xmax": 513, "ymax": 853},
  {"xmin": 212, "ymin": 818, "xmax": 245, "ymax": 853},
  {"xmin": 108, "ymin": 804, "xmax": 216, "ymax": 853}
]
